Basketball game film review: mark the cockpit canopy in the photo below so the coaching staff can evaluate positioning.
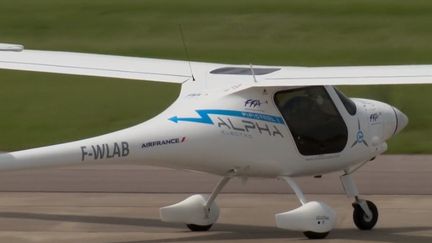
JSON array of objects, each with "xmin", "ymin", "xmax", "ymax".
[{"xmin": 274, "ymin": 86, "xmax": 349, "ymax": 156}]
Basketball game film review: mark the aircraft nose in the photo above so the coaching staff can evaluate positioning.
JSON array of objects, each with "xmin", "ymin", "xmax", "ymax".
[{"xmin": 392, "ymin": 106, "xmax": 409, "ymax": 135}]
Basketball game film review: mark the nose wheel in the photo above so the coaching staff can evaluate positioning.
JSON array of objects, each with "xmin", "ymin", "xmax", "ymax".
[
  {"xmin": 353, "ymin": 200, "xmax": 378, "ymax": 230},
  {"xmin": 341, "ymin": 173, "xmax": 379, "ymax": 231}
]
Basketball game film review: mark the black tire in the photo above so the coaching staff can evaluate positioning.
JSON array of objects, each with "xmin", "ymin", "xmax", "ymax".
[
  {"xmin": 303, "ymin": 231, "xmax": 330, "ymax": 239},
  {"xmin": 186, "ymin": 224, "xmax": 213, "ymax": 232},
  {"xmin": 353, "ymin": 200, "xmax": 378, "ymax": 230}
]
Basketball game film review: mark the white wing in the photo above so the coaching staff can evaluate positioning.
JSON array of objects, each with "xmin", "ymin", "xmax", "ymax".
[
  {"xmin": 0, "ymin": 47, "xmax": 222, "ymax": 83},
  {"xmin": 2, "ymin": 44, "xmax": 432, "ymax": 87},
  {"xmin": 261, "ymin": 65, "xmax": 432, "ymax": 86}
]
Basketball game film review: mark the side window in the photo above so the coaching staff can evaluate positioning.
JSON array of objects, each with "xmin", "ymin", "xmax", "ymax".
[{"xmin": 274, "ymin": 87, "xmax": 348, "ymax": 156}]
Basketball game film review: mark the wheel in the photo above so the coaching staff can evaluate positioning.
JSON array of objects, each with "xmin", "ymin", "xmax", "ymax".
[
  {"xmin": 186, "ymin": 224, "xmax": 213, "ymax": 232},
  {"xmin": 303, "ymin": 231, "xmax": 330, "ymax": 239},
  {"xmin": 353, "ymin": 200, "xmax": 378, "ymax": 230}
]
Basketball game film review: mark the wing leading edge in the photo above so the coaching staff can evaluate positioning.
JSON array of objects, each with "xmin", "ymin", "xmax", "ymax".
[{"xmin": 0, "ymin": 48, "xmax": 220, "ymax": 83}]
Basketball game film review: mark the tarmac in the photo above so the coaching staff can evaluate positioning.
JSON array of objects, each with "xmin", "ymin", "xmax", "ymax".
[{"xmin": 0, "ymin": 155, "xmax": 430, "ymax": 242}]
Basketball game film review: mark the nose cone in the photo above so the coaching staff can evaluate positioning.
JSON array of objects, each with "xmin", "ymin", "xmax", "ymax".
[{"xmin": 393, "ymin": 107, "xmax": 409, "ymax": 135}]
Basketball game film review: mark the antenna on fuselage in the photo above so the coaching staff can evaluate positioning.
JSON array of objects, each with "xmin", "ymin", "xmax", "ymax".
[
  {"xmin": 249, "ymin": 63, "xmax": 258, "ymax": 83},
  {"xmin": 179, "ymin": 24, "xmax": 195, "ymax": 81}
]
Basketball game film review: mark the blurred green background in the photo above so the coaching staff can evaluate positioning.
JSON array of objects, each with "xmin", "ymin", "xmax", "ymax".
[{"xmin": 0, "ymin": 0, "xmax": 431, "ymax": 153}]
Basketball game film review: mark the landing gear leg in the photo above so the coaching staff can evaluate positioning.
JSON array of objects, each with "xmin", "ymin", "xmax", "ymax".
[{"xmin": 340, "ymin": 173, "xmax": 378, "ymax": 230}]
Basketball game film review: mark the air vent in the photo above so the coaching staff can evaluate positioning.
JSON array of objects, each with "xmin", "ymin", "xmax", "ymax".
[{"xmin": 210, "ymin": 67, "xmax": 280, "ymax": 75}]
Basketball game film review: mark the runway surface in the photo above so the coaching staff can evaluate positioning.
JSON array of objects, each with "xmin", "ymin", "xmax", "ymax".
[
  {"xmin": 0, "ymin": 155, "xmax": 430, "ymax": 242},
  {"xmin": 0, "ymin": 194, "xmax": 431, "ymax": 243}
]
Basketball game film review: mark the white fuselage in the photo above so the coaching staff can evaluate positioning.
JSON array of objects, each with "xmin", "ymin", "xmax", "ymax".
[{"xmin": 0, "ymin": 84, "xmax": 407, "ymax": 179}]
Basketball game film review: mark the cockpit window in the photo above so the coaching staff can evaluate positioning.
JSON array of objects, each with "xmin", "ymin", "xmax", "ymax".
[
  {"xmin": 335, "ymin": 88, "xmax": 357, "ymax": 115},
  {"xmin": 274, "ymin": 87, "xmax": 348, "ymax": 156}
]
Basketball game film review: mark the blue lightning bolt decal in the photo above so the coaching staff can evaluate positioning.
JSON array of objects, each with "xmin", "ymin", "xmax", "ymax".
[{"xmin": 169, "ymin": 109, "xmax": 285, "ymax": 125}]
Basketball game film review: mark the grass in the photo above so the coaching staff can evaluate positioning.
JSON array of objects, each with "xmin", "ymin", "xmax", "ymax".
[{"xmin": 0, "ymin": 0, "xmax": 431, "ymax": 153}]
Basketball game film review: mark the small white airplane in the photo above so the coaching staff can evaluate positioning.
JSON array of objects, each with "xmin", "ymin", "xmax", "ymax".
[{"xmin": 0, "ymin": 42, "xmax": 429, "ymax": 239}]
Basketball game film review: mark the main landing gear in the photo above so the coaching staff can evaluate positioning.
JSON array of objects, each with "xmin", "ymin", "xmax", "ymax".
[
  {"xmin": 186, "ymin": 223, "xmax": 213, "ymax": 232},
  {"xmin": 159, "ymin": 169, "xmax": 378, "ymax": 240},
  {"xmin": 275, "ymin": 177, "xmax": 336, "ymax": 239},
  {"xmin": 340, "ymin": 173, "xmax": 379, "ymax": 231},
  {"xmin": 159, "ymin": 169, "xmax": 236, "ymax": 231}
]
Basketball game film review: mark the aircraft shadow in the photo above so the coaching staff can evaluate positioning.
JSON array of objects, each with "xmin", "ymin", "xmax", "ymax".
[{"xmin": 0, "ymin": 212, "xmax": 430, "ymax": 242}]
